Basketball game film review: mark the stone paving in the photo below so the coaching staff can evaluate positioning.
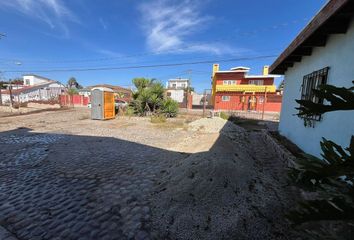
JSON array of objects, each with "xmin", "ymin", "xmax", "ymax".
[{"xmin": 0, "ymin": 127, "xmax": 185, "ymax": 240}]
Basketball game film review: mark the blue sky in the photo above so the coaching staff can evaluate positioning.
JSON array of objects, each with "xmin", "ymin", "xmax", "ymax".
[{"xmin": 0, "ymin": 0, "xmax": 326, "ymax": 92}]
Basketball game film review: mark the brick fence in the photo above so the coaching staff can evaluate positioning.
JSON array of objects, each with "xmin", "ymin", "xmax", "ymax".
[{"xmin": 59, "ymin": 95, "xmax": 89, "ymax": 107}]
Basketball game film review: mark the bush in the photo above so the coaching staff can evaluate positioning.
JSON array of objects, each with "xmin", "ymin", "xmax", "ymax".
[
  {"xmin": 125, "ymin": 106, "xmax": 135, "ymax": 118},
  {"xmin": 161, "ymin": 98, "xmax": 179, "ymax": 118},
  {"xmin": 150, "ymin": 115, "xmax": 166, "ymax": 123},
  {"xmin": 220, "ymin": 112, "xmax": 229, "ymax": 120},
  {"xmin": 130, "ymin": 78, "xmax": 179, "ymax": 118}
]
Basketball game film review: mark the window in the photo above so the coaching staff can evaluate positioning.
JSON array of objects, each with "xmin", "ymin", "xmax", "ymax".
[
  {"xmin": 249, "ymin": 80, "xmax": 264, "ymax": 85},
  {"xmin": 167, "ymin": 92, "xmax": 171, "ymax": 97},
  {"xmin": 25, "ymin": 79, "xmax": 30, "ymax": 85},
  {"xmin": 181, "ymin": 83, "xmax": 186, "ymax": 88},
  {"xmin": 299, "ymin": 67, "xmax": 329, "ymax": 121},
  {"xmin": 172, "ymin": 83, "xmax": 176, "ymax": 88},
  {"xmin": 222, "ymin": 96, "xmax": 230, "ymax": 101},
  {"xmin": 223, "ymin": 80, "xmax": 236, "ymax": 85}
]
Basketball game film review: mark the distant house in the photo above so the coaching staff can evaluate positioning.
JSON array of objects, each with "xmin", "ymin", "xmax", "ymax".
[
  {"xmin": 269, "ymin": 0, "xmax": 354, "ymax": 157},
  {"xmin": 23, "ymin": 74, "xmax": 54, "ymax": 86},
  {"xmin": 166, "ymin": 78, "xmax": 190, "ymax": 90},
  {"xmin": 165, "ymin": 78, "xmax": 192, "ymax": 108},
  {"xmin": 0, "ymin": 74, "xmax": 65, "ymax": 104},
  {"xmin": 211, "ymin": 65, "xmax": 282, "ymax": 112}
]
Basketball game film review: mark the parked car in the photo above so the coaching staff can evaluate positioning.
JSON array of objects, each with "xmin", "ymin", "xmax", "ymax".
[{"xmin": 115, "ymin": 99, "xmax": 128, "ymax": 109}]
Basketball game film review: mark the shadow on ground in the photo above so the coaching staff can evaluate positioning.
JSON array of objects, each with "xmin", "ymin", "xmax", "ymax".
[{"xmin": 0, "ymin": 122, "xmax": 296, "ymax": 240}]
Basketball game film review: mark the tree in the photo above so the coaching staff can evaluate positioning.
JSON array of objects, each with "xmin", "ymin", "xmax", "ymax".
[
  {"xmin": 67, "ymin": 77, "xmax": 82, "ymax": 89},
  {"xmin": 289, "ymin": 81, "xmax": 354, "ymax": 238},
  {"xmin": 0, "ymin": 81, "xmax": 7, "ymax": 89},
  {"xmin": 130, "ymin": 77, "xmax": 178, "ymax": 117},
  {"xmin": 67, "ymin": 88, "xmax": 78, "ymax": 95},
  {"xmin": 10, "ymin": 78, "xmax": 23, "ymax": 85}
]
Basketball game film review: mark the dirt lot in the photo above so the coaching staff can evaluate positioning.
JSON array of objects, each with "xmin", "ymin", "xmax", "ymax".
[{"xmin": 0, "ymin": 108, "xmax": 296, "ymax": 240}]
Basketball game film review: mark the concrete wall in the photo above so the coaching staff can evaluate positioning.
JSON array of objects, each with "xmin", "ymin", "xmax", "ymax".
[
  {"xmin": 167, "ymin": 89, "xmax": 185, "ymax": 103},
  {"xmin": 192, "ymin": 93, "xmax": 212, "ymax": 105},
  {"xmin": 279, "ymin": 18, "xmax": 354, "ymax": 157}
]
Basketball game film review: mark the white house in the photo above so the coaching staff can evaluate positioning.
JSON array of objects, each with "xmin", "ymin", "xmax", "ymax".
[
  {"xmin": 166, "ymin": 78, "xmax": 190, "ymax": 89},
  {"xmin": 0, "ymin": 74, "xmax": 66, "ymax": 104},
  {"xmin": 166, "ymin": 78, "xmax": 190, "ymax": 103},
  {"xmin": 270, "ymin": 0, "xmax": 354, "ymax": 157},
  {"xmin": 23, "ymin": 75, "xmax": 54, "ymax": 86}
]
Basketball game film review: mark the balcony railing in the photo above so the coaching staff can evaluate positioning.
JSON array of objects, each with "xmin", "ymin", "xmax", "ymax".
[{"xmin": 215, "ymin": 84, "xmax": 276, "ymax": 93}]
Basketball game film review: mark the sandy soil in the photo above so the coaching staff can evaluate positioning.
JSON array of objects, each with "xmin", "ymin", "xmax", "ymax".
[
  {"xmin": 151, "ymin": 118, "xmax": 297, "ymax": 240},
  {"xmin": 0, "ymin": 108, "xmax": 297, "ymax": 240}
]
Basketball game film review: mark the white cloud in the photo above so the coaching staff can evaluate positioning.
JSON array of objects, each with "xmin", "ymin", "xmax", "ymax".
[
  {"xmin": 99, "ymin": 18, "xmax": 108, "ymax": 30},
  {"xmin": 139, "ymin": 0, "xmax": 242, "ymax": 55},
  {"xmin": 95, "ymin": 49, "xmax": 122, "ymax": 58},
  {"xmin": 0, "ymin": 0, "xmax": 78, "ymax": 37}
]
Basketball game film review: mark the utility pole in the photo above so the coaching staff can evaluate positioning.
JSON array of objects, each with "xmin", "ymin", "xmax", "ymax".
[
  {"xmin": 0, "ymin": 33, "xmax": 4, "ymax": 105},
  {"xmin": 262, "ymin": 87, "xmax": 267, "ymax": 120},
  {"xmin": 203, "ymin": 89, "xmax": 207, "ymax": 117},
  {"xmin": 0, "ymin": 86, "xmax": 2, "ymax": 106},
  {"xmin": 186, "ymin": 69, "xmax": 192, "ymax": 111},
  {"xmin": 0, "ymin": 72, "xmax": 3, "ymax": 106},
  {"xmin": 8, "ymin": 79, "xmax": 13, "ymax": 110}
]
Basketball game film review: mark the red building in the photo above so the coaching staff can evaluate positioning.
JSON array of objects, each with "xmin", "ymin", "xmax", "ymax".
[{"xmin": 211, "ymin": 64, "xmax": 282, "ymax": 112}]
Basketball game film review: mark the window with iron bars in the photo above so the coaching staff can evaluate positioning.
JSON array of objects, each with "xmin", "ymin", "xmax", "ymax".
[{"xmin": 299, "ymin": 67, "xmax": 329, "ymax": 122}]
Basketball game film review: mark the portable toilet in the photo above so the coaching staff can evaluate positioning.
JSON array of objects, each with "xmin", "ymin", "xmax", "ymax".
[{"xmin": 91, "ymin": 87, "xmax": 115, "ymax": 120}]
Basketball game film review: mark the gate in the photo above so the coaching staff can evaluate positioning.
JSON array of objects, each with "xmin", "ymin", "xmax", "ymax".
[{"xmin": 211, "ymin": 92, "xmax": 282, "ymax": 120}]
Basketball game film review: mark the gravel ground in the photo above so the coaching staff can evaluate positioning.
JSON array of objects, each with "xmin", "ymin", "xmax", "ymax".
[
  {"xmin": 0, "ymin": 108, "xmax": 297, "ymax": 240},
  {"xmin": 151, "ymin": 119, "xmax": 297, "ymax": 240}
]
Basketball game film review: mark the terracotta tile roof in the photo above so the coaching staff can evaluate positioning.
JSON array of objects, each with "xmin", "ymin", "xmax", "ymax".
[{"xmin": 87, "ymin": 84, "xmax": 132, "ymax": 94}]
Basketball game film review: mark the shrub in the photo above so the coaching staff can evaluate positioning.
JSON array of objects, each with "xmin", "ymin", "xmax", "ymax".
[
  {"xmin": 161, "ymin": 98, "xmax": 179, "ymax": 118},
  {"xmin": 125, "ymin": 106, "xmax": 135, "ymax": 118},
  {"xmin": 150, "ymin": 115, "xmax": 166, "ymax": 123},
  {"xmin": 219, "ymin": 112, "xmax": 229, "ymax": 120},
  {"xmin": 130, "ymin": 77, "xmax": 178, "ymax": 118}
]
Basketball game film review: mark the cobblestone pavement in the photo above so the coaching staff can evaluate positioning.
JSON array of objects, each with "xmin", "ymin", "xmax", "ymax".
[
  {"xmin": 0, "ymin": 109, "xmax": 293, "ymax": 240},
  {"xmin": 0, "ymin": 125, "xmax": 186, "ymax": 240}
]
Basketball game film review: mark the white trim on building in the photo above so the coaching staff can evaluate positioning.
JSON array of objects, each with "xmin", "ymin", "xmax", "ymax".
[{"xmin": 276, "ymin": 17, "xmax": 354, "ymax": 157}]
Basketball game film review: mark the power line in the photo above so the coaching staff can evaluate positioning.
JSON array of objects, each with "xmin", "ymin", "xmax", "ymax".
[
  {"xmin": 3, "ymin": 55, "xmax": 277, "ymax": 73},
  {"xmin": 0, "ymin": 16, "xmax": 307, "ymax": 64}
]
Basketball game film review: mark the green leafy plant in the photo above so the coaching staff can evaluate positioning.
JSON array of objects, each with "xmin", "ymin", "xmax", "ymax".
[
  {"xmin": 125, "ymin": 106, "xmax": 135, "ymax": 118},
  {"xmin": 130, "ymin": 77, "xmax": 178, "ymax": 117},
  {"xmin": 219, "ymin": 112, "xmax": 229, "ymax": 120},
  {"xmin": 67, "ymin": 88, "xmax": 78, "ymax": 95},
  {"xmin": 296, "ymin": 81, "xmax": 354, "ymax": 118},
  {"xmin": 161, "ymin": 98, "xmax": 179, "ymax": 118},
  {"xmin": 290, "ymin": 81, "xmax": 354, "ymax": 238},
  {"xmin": 150, "ymin": 115, "xmax": 167, "ymax": 123},
  {"xmin": 67, "ymin": 77, "xmax": 83, "ymax": 89}
]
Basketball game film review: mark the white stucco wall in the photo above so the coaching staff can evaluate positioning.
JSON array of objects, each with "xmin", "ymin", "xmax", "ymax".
[
  {"xmin": 167, "ymin": 80, "xmax": 189, "ymax": 89},
  {"xmin": 0, "ymin": 83, "xmax": 65, "ymax": 103},
  {"xmin": 167, "ymin": 89, "xmax": 185, "ymax": 103},
  {"xmin": 279, "ymin": 18, "xmax": 354, "ymax": 157},
  {"xmin": 23, "ymin": 75, "xmax": 50, "ymax": 86}
]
